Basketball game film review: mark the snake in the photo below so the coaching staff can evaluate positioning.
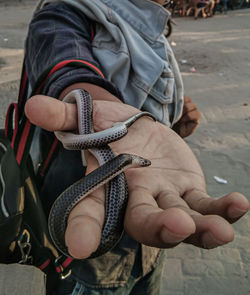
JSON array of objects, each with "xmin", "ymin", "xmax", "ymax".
[{"xmin": 48, "ymin": 89, "xmax": 154, "ymax": 258}]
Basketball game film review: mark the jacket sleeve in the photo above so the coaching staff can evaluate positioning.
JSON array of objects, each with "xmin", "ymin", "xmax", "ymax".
[{"xmin": 25, "ymin": 2, "xmax": 122, "ymax": 99}]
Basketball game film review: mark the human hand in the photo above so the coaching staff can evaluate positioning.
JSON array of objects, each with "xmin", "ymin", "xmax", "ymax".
[
  {"xmin": 173, "ymin": 96, "xmax": 201, "ymax": 138},
  {"xmin": 25, "ymin": 93, "xmax": 249, "ymax": 259}
]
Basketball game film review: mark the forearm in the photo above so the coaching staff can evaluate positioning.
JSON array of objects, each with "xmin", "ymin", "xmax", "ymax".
[{"xmin": 25, "ymin": 2, "xmax": 122, "ymax": 100}]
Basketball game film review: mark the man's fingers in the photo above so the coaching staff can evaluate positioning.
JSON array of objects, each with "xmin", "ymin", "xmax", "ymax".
[
  {"xmin": 65, "ymin": 151, "xmax": 106, "ymax": 259},
  {"xmin": 181, "ymin": 109, "xmax": 201, "ymax": 123},
  {"xmin": 179, "ymin": 120, "xmax": 200, "ymax": 138},
  {"xmin": 65, "ymin": 187, "xmax": 105, "ymax": 259},
  {"xmin": 25, "ymin": 95, "xmax": 78, "ymax": 131},
  {"xmin": 181, "ymin": 189, "xmax": 248, "ymax": 247},
  {"xmin": 124, "ymin": 188, "xmax": 196, "ymax": 248},
  {"xmin": 154, "ymin": 190, "xmax": 236, "ymax": 249},
  {"xmin": 184, "ymin": 214, "xmax": 234, "ymax": 249},
  {"xmin": 183, "ymin": 190, "xmax": 250, "ymax": 223}
]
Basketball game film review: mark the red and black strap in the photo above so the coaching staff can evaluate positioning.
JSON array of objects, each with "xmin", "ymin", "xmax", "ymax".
[
  {"xmin": 38, "ymin": 255, "xmax": 74, "ymax": 280},
  {"xmin": 5, "ymin": 58, "xmax": 104, "ymax": 168},
  {"xmin": 4, "ymin": 58, "xmax": 104, "ymax": 275}
]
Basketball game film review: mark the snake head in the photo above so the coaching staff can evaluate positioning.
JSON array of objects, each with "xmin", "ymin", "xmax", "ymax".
[{"xmin": 129, "ymin": 154, "xmax": 151, "ymax": 168}]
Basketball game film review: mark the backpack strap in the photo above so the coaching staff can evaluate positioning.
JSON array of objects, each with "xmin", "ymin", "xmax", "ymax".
[
  {"xmin": 4, "ymin": 57, "xmax": 104, "ymax": 266},
  {"xmin": 36, "ymin": 59, "xmax": 104, "ymax": 179},
  {"xmin": 5, "ymin": 58, "xmax": 104, "ymax": 169},
  {"xmin": 4, "ymin": 57, "xmax": 104, "ymax": 275}
]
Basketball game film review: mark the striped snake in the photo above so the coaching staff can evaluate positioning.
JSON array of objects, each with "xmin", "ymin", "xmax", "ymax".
[{"xmin": 49, "ymin": 89, "xmax": 154, "ymax": 258}]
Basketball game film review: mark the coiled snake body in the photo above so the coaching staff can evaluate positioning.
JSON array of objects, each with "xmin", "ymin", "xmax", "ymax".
[{"xmin": 49, "ymin": 90, "xmax": 153, "ymax": 258}]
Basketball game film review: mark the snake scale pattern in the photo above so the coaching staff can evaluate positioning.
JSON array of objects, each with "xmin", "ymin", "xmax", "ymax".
[{"xmin": 49, "ymin": 89, "xmax": 153, "ymax": 258}]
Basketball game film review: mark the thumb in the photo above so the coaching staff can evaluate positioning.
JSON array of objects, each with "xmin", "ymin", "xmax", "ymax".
[
  {"xmin": 24, "ymin": 95, "xmax": 78, "ymax": 131},
  {"xmin": 24, "ymin": 94, "xmax": 140, "ymax": 133}
]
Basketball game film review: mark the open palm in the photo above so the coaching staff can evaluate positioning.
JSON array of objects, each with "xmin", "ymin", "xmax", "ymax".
[{"xmin": 25, "ymin": 94, "xmax": 250, "ymax": 259}]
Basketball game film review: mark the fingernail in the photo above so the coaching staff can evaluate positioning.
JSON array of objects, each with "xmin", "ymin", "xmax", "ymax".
[
  {"xmin": 161, "ymin": 227, "xmax": 187, "ymax": 244},
  {"xmin": 227, "ymin": 207, "xmax": 247, "ymax": 219}
]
